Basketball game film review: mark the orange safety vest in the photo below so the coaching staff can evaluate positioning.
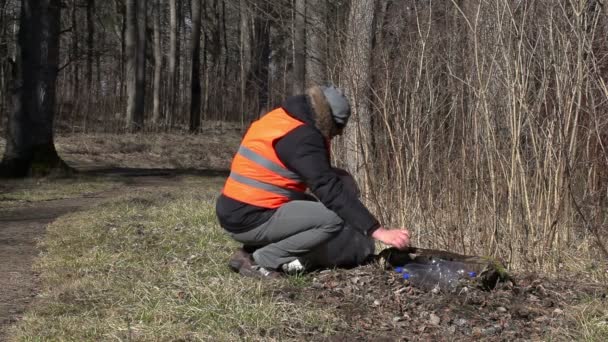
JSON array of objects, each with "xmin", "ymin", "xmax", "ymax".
[{"xmin": 222, "ymin": 108, "xmax": 309, "ymax": 208}]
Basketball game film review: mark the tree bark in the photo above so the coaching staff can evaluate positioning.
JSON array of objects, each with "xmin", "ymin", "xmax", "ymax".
[
  {"xmin": 151, "ymin": 0, "xmax": 162, "ymax": 125},
  {"xmin": 167, "ymin": 0, "xmax": 178, "ymax": 127},
  {"xmin": 125, "ymin": 0, "xmax": 137, "ymax": 130},
  {"xmin": 342, "ymin": 0, "xmax": 376, "ymax": 194},
  {"xmin": 189, "ymin": 0, "xmax": 202, "ymax": 132},
  {"xmin": 0, "ymin": 0, "xmax": 69, "ymax": 177},
  {"xmin": 70, "ymin": 0, "xmax": 79, "ymax": 100},
  {"xmin": 239, "ymin": 0, "xmax": 251, "ymax": 123},
  {"xmin": 293, "ymin": 0, "xmax": 306, "ymax": 94},
  {"xmin": 86, "ymin": 0, "xmax": 94, "ymax": 91},
  {"xmin": 135, "ymin": 0, "xmax": 146, "ymax": 127},
  {"xmin": 114, "ymin": 0, "xmax": 126, "ymax": 102},
  {"xmin": 125, "ymin": 0, "xmax": 146, "ymax": 131},
  {"xmin": 0, "ymin": 0, "xmax": 13, "ymax": 120},
  {"xmin": 251, "ymin": 6, "xmax": 270, "ymax": 116},
  {"xmin": 306, "ymin": 0, "xmax": 326, "ymax": 86}
]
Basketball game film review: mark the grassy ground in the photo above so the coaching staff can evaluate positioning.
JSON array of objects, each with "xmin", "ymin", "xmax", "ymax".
[
  {"xmin": 7, "ymin": 176, "xmax": 337, "ymax": 341},
  {"xmin": 4, "ymin": 174, "xmax": 606, "ymax": 341},
  {"xmin": 1, "ymin": 130, "xmax": 606, "ymax": 340},
  {"xmin": 0, "ymin": 176, "xmax": 121, "ymax": 209}
]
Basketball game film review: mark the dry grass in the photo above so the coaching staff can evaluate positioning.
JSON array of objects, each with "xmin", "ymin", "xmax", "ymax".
[
  {"xmin": 55, "ymin": 131, "xmax": 242, "ymax": 171},
  {"xmin": 7, "ymin": 176, "xmax": 337, "ymax": 341},
  {"xmin": 562, "ymin": 298, "xmax": 608, "ymax": 342},
  {"xmin": 332, "ymin": 0, "xmax": 608, "ymax": 276},
  {"xmin": 0, "ymin": 125, "xmax": 243, "ymax": 172},
  {"xmin": 0, "ymin": 176, "xmax": 121, "ymax": 209}
]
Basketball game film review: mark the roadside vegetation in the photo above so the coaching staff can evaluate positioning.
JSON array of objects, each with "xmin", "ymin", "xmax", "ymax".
[
  {"xmin": 7, "ymin": 176, "xmax": 336, "ymax": 341},
  {"xmin": 0, "ymin": 176, "xmax": 120, "ymax": 209},
  {"xmin": 1, "ymin": 169, "xmax": 604, "ymax": 341}
]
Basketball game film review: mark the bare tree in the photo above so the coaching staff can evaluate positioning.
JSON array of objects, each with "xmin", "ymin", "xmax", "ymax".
[
  {"xmin": 135, "ymin": 0, "xmax": 146, "ymax": 126},
  {"xmin": 189, "ymin": 0, "xmax": 202, "ymax": 132},
  {"xmin": 86, "ymin": 0, "xmax": 95, "ymax": 91},
  {"xmin": 151, "ymin": 0, "xmax": 162, "ymax": 125},
  {"xmin": 113, "ymin": 0, "xmax": 126, "ymax": 102},
  {"xmin": 293, "ymin": 0, "xmax": 306, "ymax": 94},
  {"xmin": 0, "ymin": 0, "xmax": 69, "ymax": 177},
  {"xmin": 342, "ymin": 0, "xmax": 376, "ymax": 193},
  {"xmin": 251, "ymin": 4, "xmax": 270, "ymax": 115},
  {"xmin": 239, "ymin": 0, "xmax": 251, "ymax": 123},
  {"xmin": 125, "ymin": 0, "xmax": 146, "ymax": 131},
  {"xmin": 306, "ymin": 0, "xmax": 326, "ymax": 86},
  {"xmin": 167, "ymin": 0, "xmax": 178, "ymax": 127},
  {"xmin": 70, "ymin": 0, "xmax": 79, "ymax": 100}
]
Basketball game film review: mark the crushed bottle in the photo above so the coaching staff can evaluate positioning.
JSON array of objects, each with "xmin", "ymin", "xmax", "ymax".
[{"xmin": 394, "ymin": 258, "xmax": 476, "ymax": 292}]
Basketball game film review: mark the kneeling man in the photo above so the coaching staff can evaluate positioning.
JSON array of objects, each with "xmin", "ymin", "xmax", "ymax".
[{"xmin": 216, "ymin": 85, "xmax": 410, "ymax": 278}]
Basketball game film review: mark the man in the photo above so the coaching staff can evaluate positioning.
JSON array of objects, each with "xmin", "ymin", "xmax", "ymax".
[{"xmin": 216, "ymin": 85, "xmax": 410, "ymax": 278}]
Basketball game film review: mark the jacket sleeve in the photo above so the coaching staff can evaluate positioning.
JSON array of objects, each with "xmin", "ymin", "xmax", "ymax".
[{"xmin": 275, "ymin": 126, "xmax": 380, "ymax": 235}]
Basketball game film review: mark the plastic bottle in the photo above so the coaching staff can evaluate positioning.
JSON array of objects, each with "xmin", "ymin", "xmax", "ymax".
[
  {"xmin": 395, "ymin": 260, "xmax": 477, "ymax": 292},
  {"xmin": 401, "ymin": 263, "xmax": 442, "ymax": 291}
]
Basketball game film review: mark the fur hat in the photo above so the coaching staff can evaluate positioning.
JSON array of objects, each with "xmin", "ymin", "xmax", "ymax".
[{"xmin": 306, "ymin": 85, "xmax": 351, "ymax": 138}]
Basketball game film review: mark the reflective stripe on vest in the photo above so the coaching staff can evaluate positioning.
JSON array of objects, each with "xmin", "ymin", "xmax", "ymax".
[
  {"xmin": 222, "ymin": 108, "xmax": 308, "ymax": 208},
  {"xmin": 228, "ymin": 171, "xmax": 307, "ymax": 200},
  {"xmin": 237, "ymin": 146, "xmax": 302, "ymax": 182}
]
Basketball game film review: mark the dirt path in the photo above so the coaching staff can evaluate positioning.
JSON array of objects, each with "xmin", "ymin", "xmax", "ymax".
[
  {"xmin": 0, "ymin": 170, "xmax": 212, "ymax": 340},
  {"xmin": 0, "ymin": 197, "xmax": 103, "ymax": 338}
]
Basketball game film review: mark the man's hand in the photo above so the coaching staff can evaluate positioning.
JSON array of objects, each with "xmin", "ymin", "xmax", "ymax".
[{"xmin": 371, "ymin": 227, "xmax": 410, "ymax": 249}]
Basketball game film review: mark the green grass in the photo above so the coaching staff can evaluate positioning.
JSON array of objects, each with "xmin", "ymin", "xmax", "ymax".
[
  {"xmin": 9, "ymin": 177, "xmax": 337, "ymax": 341},
  {"xmin": 0, "ymin": 176, "xmax": 120, "ymax": 208}
]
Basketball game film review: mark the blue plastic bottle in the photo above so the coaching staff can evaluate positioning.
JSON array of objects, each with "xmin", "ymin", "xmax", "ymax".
[{"xmin": 396, "ymin": 260, "xmax": 477, "ymax": 291}]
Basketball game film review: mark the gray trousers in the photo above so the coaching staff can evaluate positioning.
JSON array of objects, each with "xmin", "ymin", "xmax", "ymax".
[
  {"xmin": 231, "ymin": 169, "xmax": 374, "ymax": 269},
  {"xmin": 229, "ymin": 200, "xmax": 342, "ymax": 269},
  {"xmin": 229, "ymin": 171, "xmax": 375, "ymax": 270}
]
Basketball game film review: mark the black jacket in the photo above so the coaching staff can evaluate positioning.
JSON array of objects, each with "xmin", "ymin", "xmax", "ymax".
[{"xmin": 216, "ymin": 95, "xmax": 380, "ymax": 235}]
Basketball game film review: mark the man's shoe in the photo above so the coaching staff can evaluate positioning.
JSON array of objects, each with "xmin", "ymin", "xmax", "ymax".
[
  {"xmin": 228, "ymin": 247, "xmax": 281, "ymax": 279},
  {"xmin": 239, "ymin": 264, "xmax": 282, "ymax": 279},
  {"xmin": 243, "ymin": 245, "xmax": 260, "ymax": 254},
  {"xmin": 228, "ymin": 248, "xmax": 252, "ymax": 272},
  {"xmin": 281, "ymin": 259, "xmax": 306, "ymax": 274}
]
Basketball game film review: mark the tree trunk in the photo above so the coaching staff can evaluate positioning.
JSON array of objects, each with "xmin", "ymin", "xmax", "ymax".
[
  {"xmin": 342, "ymin": 0, "xmax": 376, "ymax": 195},
  {"xmin": 189, "ymin": 0, "xmax": 202, "ymax": 132},
  {"xmin": 151, "ymin": 0, "xmax": 162, "ymax": 125},
  {"xmin": 0, "ymin": 0, "xmax": 70, "ymax": 177},
  {"xmin": 1, "ymin": 0, "xmax": 10, "ymax": 121},
  {"xmin": 293, "ymin": 0, "xmax": 306, "ymax": 94},
  {"xmin": 70, "ymin": 0, "xmax": 79, "ymax": 101},
  {"xmin": 125, "ymin": 0, "xmax": 146, "ymax": 131},
  {"xmin": 306, "ymin": 0, "xmax": 326, "ymax": 86},
  {"xmin": 125, "ymin": 0, "xmax": 137, "ymax": 130},
  {"xmin": 114, "ymin": 0, "xmax": 126, "ymax": 102},
  {"xmin": 251, "ymin": 7, "xmax": 270, "ymax": 116},
  {"xmin": 167, "ymin": 0, "xmax": 177, "ymax": 127},
  {"xmin": 239, "ymin": 0, "xmax": 251, "ymax": 123},
  {"xmin": 135, "ymin": 0, "xmax": 147, "ymax": 127},
  {"xmin": 86, "ymin": 0, "xmax": 94, "ymax": 91}
]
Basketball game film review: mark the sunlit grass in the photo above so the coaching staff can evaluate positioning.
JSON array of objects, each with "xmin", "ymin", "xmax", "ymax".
[
  {"xmin": 0, "ymin": 176, "xmax": 120, "ymax": 208},
  {"xmin": 9, "ymin": 176, "xmax": 336, "ymax": 341}
]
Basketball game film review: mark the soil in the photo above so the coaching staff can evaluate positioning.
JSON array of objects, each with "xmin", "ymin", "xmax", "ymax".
[
  {"xmin": 0, "ymin": 197, "xmax": 98, "ymax": 338},
  {"xmin": 284, "ymin": 265, "xmax": 608, "ymax": 341}
]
